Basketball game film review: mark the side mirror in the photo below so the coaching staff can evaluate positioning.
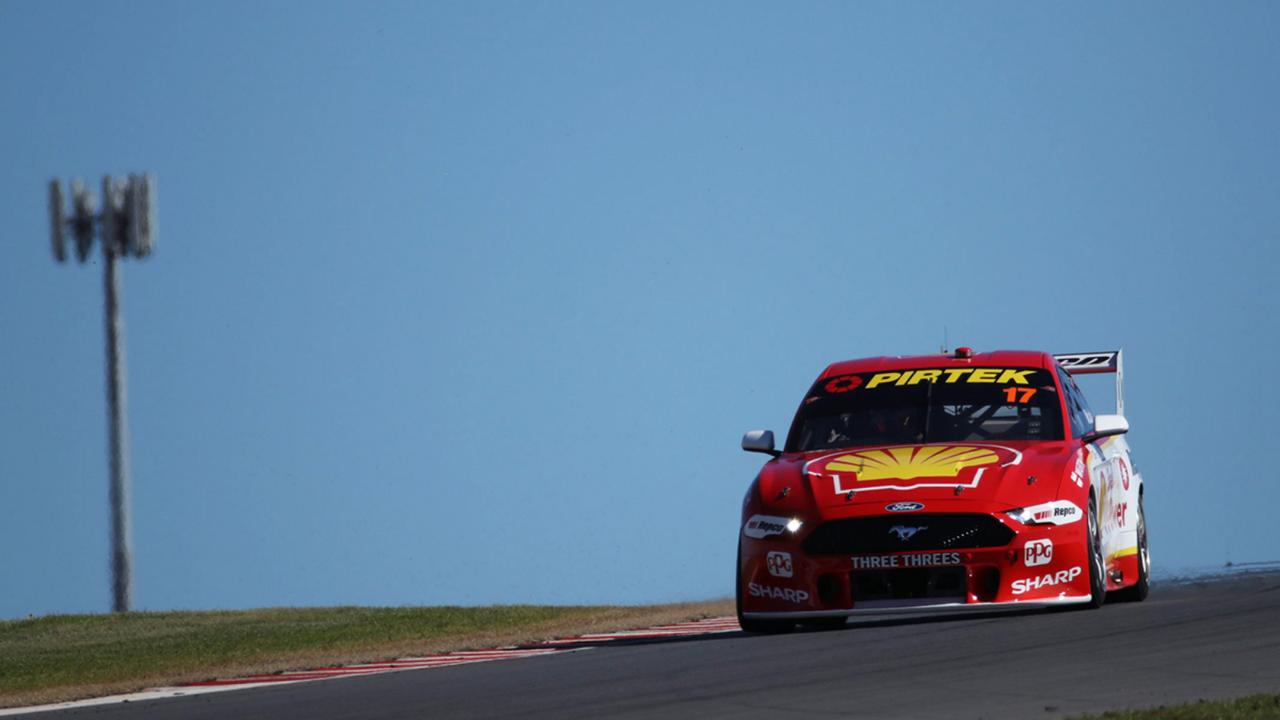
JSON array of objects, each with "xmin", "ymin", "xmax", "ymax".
[
  {"xmin": 1084, "ymin": 414, "xmax": 1129, "ymax": 442},
  {"xmin": 742, "ymin": 429, "xmax": 780, "ymax": 457}
]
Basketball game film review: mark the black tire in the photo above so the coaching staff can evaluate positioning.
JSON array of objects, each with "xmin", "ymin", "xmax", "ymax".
[
  {"xmin": 1112, "ymin": 493, "xmax": 1150, "ymax": 602},
  {"xmin": 735, "ymin": 540, "xmax": 794, "ymax": 634},
  {"xmin": 1086, "ymin": 493, "xmax": 1107, "ymax": 609},
  {"xmin": 739, "ymin": 615, "xmax": 796, "ymax": 634},
  {"xmin": 799, "ymin": 617, "xmax": 848, "ymax": 631}
]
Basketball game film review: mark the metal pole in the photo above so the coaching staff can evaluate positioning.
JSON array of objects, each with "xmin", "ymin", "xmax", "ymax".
[
  {"xmin": 51, "ymin": 174, "xmax": 152, "ymax": 613},
  {"xmin": 104, "ymin": 244, "xmax": 133, "ymax": 612}
]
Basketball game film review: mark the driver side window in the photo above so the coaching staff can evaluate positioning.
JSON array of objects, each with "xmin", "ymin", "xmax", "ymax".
[{"xmin": 1057, "ymin": 367, "xmax": 1092, "ymax": 438}]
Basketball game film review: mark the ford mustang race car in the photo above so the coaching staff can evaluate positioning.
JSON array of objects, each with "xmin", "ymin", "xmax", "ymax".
[{"xmin": 737, "ymin": 348, "xmax": 1150, "ymax": 633}]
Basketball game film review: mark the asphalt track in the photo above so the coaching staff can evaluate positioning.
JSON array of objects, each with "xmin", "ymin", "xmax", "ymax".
[{"xmin": 21, "ymin": 571, "xmax": 1280, "ymax": 720}]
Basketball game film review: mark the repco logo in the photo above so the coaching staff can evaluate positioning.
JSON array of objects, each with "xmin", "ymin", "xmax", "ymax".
[
  {"xmin": 1024, "ymin": 539, "xmax": 1053, "ymax": 568},
  {"xmin": 743, "ymin": 514, "xmax": 790, "ymax": 539}
]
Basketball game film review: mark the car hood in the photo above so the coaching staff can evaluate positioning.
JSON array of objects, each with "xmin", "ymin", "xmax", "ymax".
[{"xmin": 775, "ymin": 441, "xmax": 1075, "ymax": 519}]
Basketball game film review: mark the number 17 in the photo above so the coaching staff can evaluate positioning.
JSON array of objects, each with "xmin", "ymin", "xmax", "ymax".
[{"xmin": 1003, "ymin": 387, "xmax": 1037, "ymax": 403}]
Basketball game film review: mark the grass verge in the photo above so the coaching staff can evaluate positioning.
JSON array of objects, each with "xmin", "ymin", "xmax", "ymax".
[
  {"xmin": 1071, "ymin": 693, "xmax": 1280, "ymax": 719},
  {"xmin": 0, "ymin": 600, "xmax": 733, "ymax": 709}
]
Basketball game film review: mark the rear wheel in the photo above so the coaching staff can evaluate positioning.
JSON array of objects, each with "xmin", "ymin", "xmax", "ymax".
[
  {"xmin": 1086, "ymin": 494, "xmax": 1107, "ymax": 609},
  {"xmin": 1112, "ymin": 493, "xmax": 1150, "ymax": 602},
  {"xmin": 736, "ymin": 540, "xmax": 795, "ymax": 634}
]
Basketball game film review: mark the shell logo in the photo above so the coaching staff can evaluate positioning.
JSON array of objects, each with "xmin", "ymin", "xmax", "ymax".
[{"xmin": 824, "ymin": 445, "xmax": 1000, "ymax": 481}]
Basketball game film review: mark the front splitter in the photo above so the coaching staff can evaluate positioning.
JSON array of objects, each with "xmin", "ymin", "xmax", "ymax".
[{"xmin": 742, "ymin": 593, "xmax": 1092, "ymax": 620}]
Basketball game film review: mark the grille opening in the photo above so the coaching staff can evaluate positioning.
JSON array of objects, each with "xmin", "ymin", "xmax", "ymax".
[
  {"xmin": 817, "ymin": 573, "xmax": 843, "ymax": 606},
  {"xmin": 803, "ymin": 514, "xmax": 1015, "ymax": 555},
  {"xmin": 974, "ymin": 566, "xmax": 1001, "ymax": 602},
  {"xmin": 853, "ymin": 567, "xmax": 966, "ymax": 602}
]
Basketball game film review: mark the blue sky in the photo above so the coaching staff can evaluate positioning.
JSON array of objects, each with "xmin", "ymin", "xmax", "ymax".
[{"xmin": 2, "ymin": 1, "xmax": 1277, "ymax": 618}]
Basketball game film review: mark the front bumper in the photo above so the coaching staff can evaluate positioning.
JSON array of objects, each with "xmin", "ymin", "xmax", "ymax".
[{"xmin": 739, "ymin": 513, "xmax": 1092, "ymax": 617}]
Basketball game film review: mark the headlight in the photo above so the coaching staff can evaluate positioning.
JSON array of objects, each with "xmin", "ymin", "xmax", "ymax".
[
  {"xmin": 1005, "ymin": 507, "xmax": 1045, "ymax": 525},
  {"xmin": 743, "ymin": 514, "xmax": 804, "ymax": 539}
]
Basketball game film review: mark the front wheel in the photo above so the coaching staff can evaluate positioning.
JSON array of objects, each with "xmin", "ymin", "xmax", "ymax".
[
  {"xmin": 739, "ymin": 615, "xmax": 796, "ymax": 634},
  {"xmin": 1085, "ymin": 494, "xmax": 1107, "ymax": 609},
  {"xmin": 799, "ymin": 617, "xmax": 848, "ymax": 631}
]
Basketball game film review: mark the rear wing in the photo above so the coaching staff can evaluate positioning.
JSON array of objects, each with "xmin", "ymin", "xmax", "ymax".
[{"xmin": 1053, "ymin": 350, "xmax": 1124, "ymax": 416}]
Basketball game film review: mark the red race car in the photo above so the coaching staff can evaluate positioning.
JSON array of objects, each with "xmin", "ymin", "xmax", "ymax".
[{"xmin": 737, "ymin": 348, "xmax": 1150, "ymax": 633}]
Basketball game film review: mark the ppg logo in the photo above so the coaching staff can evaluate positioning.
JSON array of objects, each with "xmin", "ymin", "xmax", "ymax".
[
  {"xmin": 766, "ymin": 551, "xmax": 793, "ymax": 578},
  {"xmin": 1024, "ymin": 539, "xmax": 1053, "ymax": 567}
]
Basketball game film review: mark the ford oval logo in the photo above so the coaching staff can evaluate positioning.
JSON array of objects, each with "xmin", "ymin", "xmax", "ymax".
[{"xmin": 885, "ymin": 502, "xmax": 925, "ymax": 513}]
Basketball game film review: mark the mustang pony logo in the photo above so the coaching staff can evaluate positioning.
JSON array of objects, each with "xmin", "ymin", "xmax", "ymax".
[
  {"xmin": 888, "ymin": 525, "xmax": 927, "ymax": 541},
  {"xmin": 824, "ymin": 445, "xmax": 1000, "ymax": 481}
]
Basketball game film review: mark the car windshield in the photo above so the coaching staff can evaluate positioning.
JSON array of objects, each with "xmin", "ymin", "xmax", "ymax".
[{"xmin": 786, "ymin": 367, "xmax": 1064, "ymax": 452}]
